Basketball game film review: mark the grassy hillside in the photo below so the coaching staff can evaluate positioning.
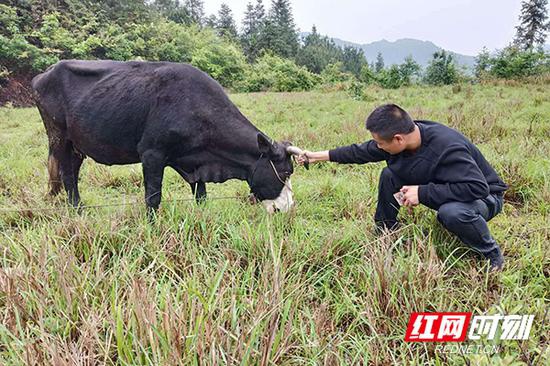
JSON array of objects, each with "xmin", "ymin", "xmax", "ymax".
[{"xmin": 0, "ymin": 83, "xmax": 548, "ymax": 364}]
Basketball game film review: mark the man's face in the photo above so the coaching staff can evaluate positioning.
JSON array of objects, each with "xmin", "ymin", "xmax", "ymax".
[{"xmin": 371, "ymin": 132, "xmax": 407, "ymax": 155}]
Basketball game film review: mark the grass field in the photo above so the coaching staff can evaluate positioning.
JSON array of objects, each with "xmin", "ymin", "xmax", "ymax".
[{"xmin": 0, "ymin": 82, "xmax": 549, "ymax": 365}]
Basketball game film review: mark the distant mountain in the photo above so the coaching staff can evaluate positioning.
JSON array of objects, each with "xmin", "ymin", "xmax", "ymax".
[{"xmin": 300, "ymin": 33, "xmax": 476, "ymax": 71}]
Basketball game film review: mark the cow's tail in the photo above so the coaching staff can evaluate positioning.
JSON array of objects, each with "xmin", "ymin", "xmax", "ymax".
[{"xmin": 47, "ymin": 153, "xmax": 62, "ymax": 196}]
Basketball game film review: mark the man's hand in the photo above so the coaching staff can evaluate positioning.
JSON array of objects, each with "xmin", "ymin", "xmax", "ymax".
[
  {"xmin": 400, "ymin": 185, "xmax": 420, "ymax": 207},
  {"xmin": 296, "ymin": 150, "xmax": 330, "ymax": 165}
]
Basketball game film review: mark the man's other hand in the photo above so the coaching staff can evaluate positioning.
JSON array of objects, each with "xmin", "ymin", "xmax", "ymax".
[{"xmin": 400, "ymin": 185, "xmax": 419, "ymax": 207}]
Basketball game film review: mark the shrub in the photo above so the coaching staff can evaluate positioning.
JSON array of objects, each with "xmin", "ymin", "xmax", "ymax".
[
  {"xmin": 191, "ymin": 28, "xmax": 248, "ymax": 89},
  {"xmin": 242, "ymin": 54, "xmax": 320, "ymax": 92},
  {"xmin": 489, "ymin": 47, "xmax": 549, "ymax": 79}
]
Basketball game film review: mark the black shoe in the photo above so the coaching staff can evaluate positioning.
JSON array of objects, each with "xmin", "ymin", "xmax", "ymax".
[{"xmin": 486, "ymin": 247, "xmax": 504, "ymax": 271}]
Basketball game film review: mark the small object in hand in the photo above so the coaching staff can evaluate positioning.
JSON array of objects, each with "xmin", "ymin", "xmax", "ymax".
[
  {"xmin": 393, "ymin": 192, "xmax": 405, "ymax": 206},
  {"xmin": 248, "ymin": 193, "xmax": 258, "ymax": 205},
  {"xmin": 294, "ymin": 154, "xmax": 309, "ymax": 170}
]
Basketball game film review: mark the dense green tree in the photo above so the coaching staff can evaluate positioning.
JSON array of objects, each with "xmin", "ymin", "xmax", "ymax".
[
  {"xmin": 241, "ymin": 0, "xmax": 266, "ymax": 61},
  {"xmin": 204, "ymin": 14, "xmax": 217, "ymax": 28},
  {"xmin": 489, "ymin": 46, "xmax": 549, "ymax": 78},
  {"xmin": 375, "ymin": 52, "xmax": 384, "ymax": 73},
  {"xmin": 243, "ymin": 53, "xmax": 320, "ymax": 92},
  {"xmin": 215, "ymin": 3, "xmax": 238, "ymax": 40},
  {"xmin": 514, "ymin": 0, "xmax": 549, "ymax": 49},
  {"xmin": 359, "ymin": 63, "xmax": 376, "ymax": 84},
  {"xmin": 399, "ymin": 55, "xmax": 422, "ymax": 85},
  {"xmin": 474, "ymin": 47, "xmax": 492, "ymax": 79},
  {"xmin": 378, "ymin": 65, "xmax": 403, "ymax": 89},
  {"xmin": 295, "ymin": 25, "xmax": 342, "ymax": 73},
  {"xmin": 183, "ymin": 0, "xmax": 204, "ymax": 26},
  {"xmin": 341, "ymin": 46, "xmax": 367, "ymax": 77},
  {"xmin": 258, "ymin": 0, "xmax": 298, "ymax": 58},
  {"xmin": 150, "ymin": 0, "xmax": 190, "ymax": 24},
  {"xmin": 424, "ymin": 50, "xmax": 459, "ymax": 85}
]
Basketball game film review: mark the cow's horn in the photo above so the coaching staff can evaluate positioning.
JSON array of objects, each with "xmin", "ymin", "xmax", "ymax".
[{"xmin": 286, "ymin": 146, "xmax": 304, "ymax": 156}]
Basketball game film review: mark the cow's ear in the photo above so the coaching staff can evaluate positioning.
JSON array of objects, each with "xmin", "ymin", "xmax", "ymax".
[{"xmin": 257, "ymin": 133, "xmax": 275, "ymax": 155}]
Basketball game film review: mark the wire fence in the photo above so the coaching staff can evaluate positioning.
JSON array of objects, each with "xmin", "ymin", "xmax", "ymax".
[{"xmin": 0, "ymin": 193, "xmax": 247, "ymax": 214}]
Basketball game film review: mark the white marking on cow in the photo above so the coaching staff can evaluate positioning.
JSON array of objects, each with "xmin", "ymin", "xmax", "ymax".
[{"xmin": 262, "ymin": 179, "xmax": 294, "ymax": 213}]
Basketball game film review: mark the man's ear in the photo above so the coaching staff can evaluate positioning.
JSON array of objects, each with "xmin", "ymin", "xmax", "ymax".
[
  {"xmin": 394, "ymin": 134, "xmax": 405, "ymax": 144},
  {"xmin": 257, "ymin": 133, "xmax": 275, "ymax": 155}
]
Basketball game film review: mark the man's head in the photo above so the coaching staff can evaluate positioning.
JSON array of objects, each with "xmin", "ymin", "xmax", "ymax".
[{"xmin": 366, "ymin": 104, "xmax": 416, "ymax": 154}]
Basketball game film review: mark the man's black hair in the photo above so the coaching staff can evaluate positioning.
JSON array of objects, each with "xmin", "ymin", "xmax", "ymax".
[{"xmin": 365, "ymin": 104, "xmax": 415, "ymax": 140}]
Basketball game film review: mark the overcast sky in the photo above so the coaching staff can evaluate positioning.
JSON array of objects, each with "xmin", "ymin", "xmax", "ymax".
[{"xmin": 202, "ymin": 0, "xmax": 542, "ymax": 56}]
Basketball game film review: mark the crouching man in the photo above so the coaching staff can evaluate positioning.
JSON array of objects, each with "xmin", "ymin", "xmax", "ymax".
[{"xmin": 298, "ymin": 104, "xmax": 507, "ymax": 270}]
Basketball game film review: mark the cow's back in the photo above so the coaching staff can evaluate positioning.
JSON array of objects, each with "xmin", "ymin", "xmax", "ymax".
[{"xmin": 32, "ymin": 60, "xmax": 219, "ymax": 165}]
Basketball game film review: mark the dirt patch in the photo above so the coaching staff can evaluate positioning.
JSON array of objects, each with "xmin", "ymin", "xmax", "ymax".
[{"xmin": 0, "ymin": 74, "xmax": 36, "ymax": 107}]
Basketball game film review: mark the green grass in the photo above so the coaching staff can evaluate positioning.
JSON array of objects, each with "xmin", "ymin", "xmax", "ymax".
[{"xmin": 0, "ymin": 83, "xmax": 549, "ymax": 365}]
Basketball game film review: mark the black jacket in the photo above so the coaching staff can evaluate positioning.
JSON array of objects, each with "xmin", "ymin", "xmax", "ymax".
[{"xmin": 328, "ymin": 120, "xmax": 508, "ymax": 209}]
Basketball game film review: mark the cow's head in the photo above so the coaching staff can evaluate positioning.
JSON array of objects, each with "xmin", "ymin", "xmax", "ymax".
[{"xmin": 248, "ymin": 134, "xmax": 303, "ymax": 213}]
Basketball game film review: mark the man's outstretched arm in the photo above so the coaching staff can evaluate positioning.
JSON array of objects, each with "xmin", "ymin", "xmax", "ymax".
[
  {"xmin": 297, "ymin": 150, "xmax": 330, "ymax": 164},
  {"xmin": 298, "ymin": 140, "xmax": 389, "ymax": 165}
]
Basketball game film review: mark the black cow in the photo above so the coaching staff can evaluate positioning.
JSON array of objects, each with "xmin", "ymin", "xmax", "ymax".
[{"xmin": 31, "ymin": 60, "xmax": 305, "ymax": 213}]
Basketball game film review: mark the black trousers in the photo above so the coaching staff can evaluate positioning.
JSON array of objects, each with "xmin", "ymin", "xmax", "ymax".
[{"xmin": 375, "ymin": 168, "xmax": 503, "ymax": 256}]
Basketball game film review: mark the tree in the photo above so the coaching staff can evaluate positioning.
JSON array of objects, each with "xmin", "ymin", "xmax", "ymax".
[
  {"xmin": 399, "ymin": 55, "xmax": 421, "ymax": 85},
  {"xmin": 489, "ymin": 46, "xmax": 549, "ymax": 79},
  {"xmin": 375, "ymin": 52, "xmax": 384, "ymax": 73},
  {"xmin": 151, "ymin": 0, "xmax": 190, "ymax": 24},
  {"xmin": 424, "ymin": 50, "xmax": 459, "ymax": 85},
  {"xmin": 514, "ymin": 0, "xmax": 549, "ymax": 49},
  {"xmin": 184, "ymin": 0, "xmax": 204, "ymax": 26},
  {"xmin": 295, "ymin": 25, "xmax": 342, "ymax": 74},
  {"xmin": 204, "ymin": 14, "xmax": 217, "ymax": 28},
  {"xmin": 216, "ymin": 3, "xmax": 237, "ymax": 39},
  {"xmin": 474, "ymin": 47, "xmax": 491, "ymax": 79},
  {"xmin": 379, "ymin": 65, "xmax": 403, "ymax": 89},
  {"xmin": 359, "ymin": 63, "xmax": 376, "ymax": 84},
  {"xmin": 258, "ymin": 0, "xmax": 298, "ymax": 58},
  {"xmin": 341, "ymin": 46, "xmax": 367, "ymax": 77},
  {"xmin": 241, "ymin": 0, "xmax": 266, "ymax": 61}
]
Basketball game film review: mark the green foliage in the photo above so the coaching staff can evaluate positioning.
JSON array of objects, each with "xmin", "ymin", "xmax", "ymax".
[
  {"xmin": 320, "ymin": 62, "xmax": 354, "ymax": 84},
  {"xmin": 240, "ymin": 0, "xmax": 266, "ymax": 62},
  {"xmin": 341, "ymin": 46, "xmax": 367, "ymax": 77},
  {"xmin": 242, "ymin": 53, "xmax": 320, "ymax": 92},
  {"xmin": 475, "ymin": 47, "xmax": 492, "ymax": 79},
  {"xmin": 215, "ymin": 3, "xmax": 238, "ymax": 40},
  {"xmin": 514, "ymin": 0, "xmax": 549, "ymax": 50},
  {"xmin": 375, "ymin": 52, "xmax": 385, "ymax": 73},
  {"xmin": 191, "ymin": 31, "xmax": 248, "ymax": 88},
  {"xmin": 0, "ymin": 3, "xmax": 18, "ymax": 36},
  {"xmin": 126, "ymin": 21, "xmax": 195, "ymax": 62},
  {"xmin": 34, "ymin": 12, "xmax": 78, "ymax": 58},
  {"xmin": 399, "ymin": 55, "xmax": 422, "ymax": 85},
  {"xmin": 2, "ymin": 0, "xmax": 548, "ymax": 93},
  {"xmin": 256, "ymin": 0, "xmax": 299, "ymax": 59},
  {"xmin": 489, "ymin": 46, "xmax": 549, "ymax": 79},
  {"xmin": 150, "ymin": 0, "xmax": 191, "ymax": 24},
  {"xmin": 359, "ymin": 64, "xmax": 376, "ymax": 84},
  {"xmin": 0, "ymin": 4, "xmax": 59, "ymax": 73},
  {"xmin": 183, "ymin": 0, "xmax": 205, "ymax": 26},
  {"xmin": 378, "ymin": 65, "xmax": 404, "ymax": 89},
  {"xmin": 424, "ymin": 50, "xmax": 460, "ymax": 85},
  {"xmin": 295, "ymin": 26, "xmax": 342, "ymax": 74}
]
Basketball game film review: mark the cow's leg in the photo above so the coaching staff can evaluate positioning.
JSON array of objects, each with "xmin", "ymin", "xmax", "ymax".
[
  {"xmin": 55, "ymin": 142, "xmax": 84, "ymax": 207},
  {"xmin": 141, "ymin": 150, "xmax": 165, "ymax": 215},
  {"xmin": 38, "ymin": 107, "xmax": 64, "ymax": 197},
  {"xmin": 190, "ymin": 182, "xmax": 207, "ymax": 204}
]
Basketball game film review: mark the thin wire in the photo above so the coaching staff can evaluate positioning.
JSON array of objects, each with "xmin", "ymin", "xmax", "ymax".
[{"xmin": 0, "ymin": 193, "xmax": 245, "ymax": 214}]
